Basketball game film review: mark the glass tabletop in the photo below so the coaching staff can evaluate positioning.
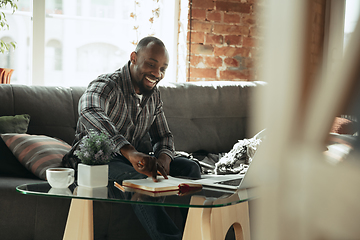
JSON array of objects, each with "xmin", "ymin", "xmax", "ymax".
[{"xmin": 16, "ymin": 181, "xmax": 253, "ymax": 208}]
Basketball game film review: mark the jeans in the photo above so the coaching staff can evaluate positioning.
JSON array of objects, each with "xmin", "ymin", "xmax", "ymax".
[{"xmin": 108, "ymin": 154, "xmax": 201, "ymax": 240}]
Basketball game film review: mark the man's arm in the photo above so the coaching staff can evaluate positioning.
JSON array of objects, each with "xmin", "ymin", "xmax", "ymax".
[
  {"xmin": 147, "ymin": 94, "xmax": 174, "ymax": 177},
  {"xmin": 148, "ymin": 96, "xmax": 175, "ymax": 160}
]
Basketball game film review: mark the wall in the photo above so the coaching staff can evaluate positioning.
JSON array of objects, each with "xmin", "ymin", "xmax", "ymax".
[{"xmin": 186, "ymin": 0, "xmax": 326, "ymax": 82}]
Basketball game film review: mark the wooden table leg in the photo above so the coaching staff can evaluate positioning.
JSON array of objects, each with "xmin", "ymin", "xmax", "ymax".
[
  {"xmin": 210, "ymin": 201, "xmax": 250, "ymax": 240},
  {"xmin": 182, "ymin": 196, "xmax": 213, "ymax": 240},
  {"xmin": 63, "ymin": 199, "xmax": 94, "ymax": 240},
  {"xmin": 183, "ymin": 193, "xmax": 250, "ymax": 240}
]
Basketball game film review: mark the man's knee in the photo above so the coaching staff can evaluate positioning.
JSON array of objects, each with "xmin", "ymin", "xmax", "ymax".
[
  {"xmin": 187, "ymin": 160, "xmax": 201, "ymax": 178},
  {"xmin": 172, "ymin": 156, "xmax": 201, "ymax": 179}
]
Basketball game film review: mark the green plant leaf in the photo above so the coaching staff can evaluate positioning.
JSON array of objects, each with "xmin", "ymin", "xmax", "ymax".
[{"xmin": 0, "ymin": 0, "xmax": 18, "ymax": 53}]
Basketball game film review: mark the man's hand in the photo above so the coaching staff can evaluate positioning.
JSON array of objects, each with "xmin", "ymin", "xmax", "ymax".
[
  {"xmin": 157, "ymin": 153, "xmax": 171, "ymax": 176},
  {"xmin": 120, "ymin": 145, "xmax": 169, "ymax": 181}
]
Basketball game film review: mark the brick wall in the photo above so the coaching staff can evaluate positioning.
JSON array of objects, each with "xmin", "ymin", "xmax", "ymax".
[
  {"xmin": 186, "ymin": 0, "xmax": 326, "ymax": 82},
  {"xmin": 187, "ymin": 0, "xmax": 258, "ymax": 82},
  {"xmin": 307, "ymin": 0, "xmax": 326, "ymax": 84}
]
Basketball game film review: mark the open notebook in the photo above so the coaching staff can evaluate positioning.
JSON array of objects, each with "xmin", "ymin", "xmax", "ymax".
[
  {"xmin": 121, "ymin": 153, "xmax": 259, "ymax": 195},
  {"xmin": 121, "ymin": 176, "xmax": 203, "ymax": 197}
]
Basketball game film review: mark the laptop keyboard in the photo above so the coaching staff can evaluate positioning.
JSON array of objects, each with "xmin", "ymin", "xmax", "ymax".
[{"xmin": 216, "ymin": 178, "xmax": 243, "ymax": 186}]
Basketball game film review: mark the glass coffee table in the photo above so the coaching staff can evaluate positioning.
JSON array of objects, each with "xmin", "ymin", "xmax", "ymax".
[{"xmin": 17, "ymin": 181, "xmax": 254, "ymax": 240}]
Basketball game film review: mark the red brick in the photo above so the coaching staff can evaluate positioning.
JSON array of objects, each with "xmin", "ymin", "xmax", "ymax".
[
  {"xmin": 190, "ymin": 67, "xmax": 217, "ymax": 78},
  {"xmin": 191, "ymin": 20, "xmax": 213, "ymax": 33},
  {"xmin": 224, "ymin": 57, "xmax": 239, "ymax": 67},
  {"xmin": 191, "ymin": 9, "xmax": 206, "ymax": 20},
  {"xmin": 241, "ymin": 15, "xmax": 256, "ymax": 25},
  {"xmin": 249, "ymin": 26, "xmax": 260, "ymax": 37},
  {"xmin": 191, "ymin": 43, "xmax": 214, "ymax": 55},
  {"xmin": 190, "ymin": 55, "xmax": 204, "ymax": 67},
  {"xmin": 215, "ymin": 2, "xmax": 251, "ymax": 13},
  {"xmin": 206, "ymin": 11, "xmax": 222, "ymax": 22},
  {"xmin": 214, "ymin": 46, "xmax": 250, "ymax": 57},
  {"xmin": 205, "ymin": 34, "xmax": 223, "ymax": 44},
  {"xmin": 213, "ymin": 24, "xmax": 248, "ymax": 35},
  {"xmin": 204, "ymin": 56, "xmax": 223, "ymax": 68},
  {"xmin": 247, "ymin": 69, "xmax": 257, "ymax": 81},
  {"xmin": 192, "ymin": 0, "xmax": 214, "ymax": 10},
  {"xmin": 249, "ymin": 48, "xmax": 261, "ymax": 58},
  {"xmin": 252, "ymin": 3, "xmax": 264, "ymax": 15},
  {"xmin": 244, "ymin": 57, "xmax": 254, "ymax": 69},
  {"xmin": 191, "ymin": 32, "xmax": 205, "ymax": 43},
  {"xmin": 223, "ymin": 13, "xmax": 241, "ymax": 24},
  {"xmin": 243, "ymin": 37, "xmax": 256, "ymax": 47},
  {"xmin": 224, "ymin": 35, "xmax": 242, "ymax": 46},
  {"xmin": 220, "ymin": 70, "xmax": 249, "ymax": 80}
]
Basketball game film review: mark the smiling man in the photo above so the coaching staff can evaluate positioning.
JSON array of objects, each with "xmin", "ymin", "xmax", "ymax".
[
  {"xmin": 71, "ymin": 36, "xmax": 201, "ymax": 240},
  {"xmin": 130, "ymin": 38, "xmax": 168, "ymax": 94}
]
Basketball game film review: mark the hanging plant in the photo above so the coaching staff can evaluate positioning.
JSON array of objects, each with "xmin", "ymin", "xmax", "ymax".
[
  {"xmin": 130, "ymin": 0, "xmax": 161, "ymax": 46},
  {"xmin": 0, "ymin": 0, "xmax": 18, "ymax": 53}
]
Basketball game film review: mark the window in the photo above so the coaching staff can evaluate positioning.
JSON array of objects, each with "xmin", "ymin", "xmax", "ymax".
[
  {"xmin": 0, "ymin": 0, "xmax": 180, "ymax": 86},
  {"xmin": 344, "ymin": 0, "xmax": 360, "ymax": 50},
  {"xmin": 0, "ymin": 37, "xmax": 15, "ymax": 68},
  {"xmin": 45, "ymin": 39, "xmax": 62, "ymax": 71},
  {"xmin": 323, "ymin": 0, "xmax": 360, "ymax": 77},
  {"xmin": 0, "ymin": 2, "xmax": 32, "ymax": 85}
]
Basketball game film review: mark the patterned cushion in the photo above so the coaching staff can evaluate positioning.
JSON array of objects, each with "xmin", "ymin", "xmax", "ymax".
[{"xmin": 0, "ymin": 133, "xmax": 71, "ymax": 180}]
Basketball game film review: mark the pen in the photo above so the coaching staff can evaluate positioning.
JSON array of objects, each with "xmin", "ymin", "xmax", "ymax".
[{"xmin": 114, "ymin": 181, "xmax": 125, "ymax": 192}]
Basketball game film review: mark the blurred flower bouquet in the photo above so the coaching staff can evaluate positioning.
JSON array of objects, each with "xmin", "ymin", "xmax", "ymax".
[{"xmin": 74, "ymin": 130, "xmax": 115, "ymax": 165}]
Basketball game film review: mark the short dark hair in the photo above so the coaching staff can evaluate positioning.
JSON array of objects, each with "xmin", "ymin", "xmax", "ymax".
[{"xmin": 135, "ymin": 36, "xmax": 165, "ymax": 53}]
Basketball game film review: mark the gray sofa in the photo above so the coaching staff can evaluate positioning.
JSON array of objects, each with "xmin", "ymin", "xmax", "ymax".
[{"xmin": 0, "ymin": 81, "xmax": 264, "ymax": 240}]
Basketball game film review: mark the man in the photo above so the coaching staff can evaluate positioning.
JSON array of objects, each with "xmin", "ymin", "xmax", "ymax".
[{"xmin": 73, "ymin": 36, "xmax": 201, "ymax": 240}]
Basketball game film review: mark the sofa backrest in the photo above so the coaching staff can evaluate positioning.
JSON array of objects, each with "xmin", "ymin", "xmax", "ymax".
[
  {"xmin": 0, "ymin": 84, "xmax": 85, "ymax": 145},
  {"xmin": 0, "ymin": 81, "xmax": 265, "ymax": 153},
  {"xmin": 158, "ymin": 81, "xmax": 265, "ymax": 153}
]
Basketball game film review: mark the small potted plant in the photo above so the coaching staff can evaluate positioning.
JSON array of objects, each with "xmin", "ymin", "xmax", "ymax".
[{"xmin": 74, "ymin": 130, "xmax": 115, "ymax": 188}]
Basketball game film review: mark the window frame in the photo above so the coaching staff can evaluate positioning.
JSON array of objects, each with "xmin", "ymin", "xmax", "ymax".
[{"xmin": 2, "ymin": 0, "xmax": 182, "ymax": 86}]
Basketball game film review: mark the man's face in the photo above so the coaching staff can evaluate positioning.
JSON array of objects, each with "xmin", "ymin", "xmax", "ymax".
[{"xmin": 130, "ymin": 42, "xmax": 169, "ymax": 95}]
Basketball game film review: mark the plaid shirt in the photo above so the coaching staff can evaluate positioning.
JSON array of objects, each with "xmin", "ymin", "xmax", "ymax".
[{"xmin": 74, "ymin": 61, "xmax": 175, "ymax": 159}]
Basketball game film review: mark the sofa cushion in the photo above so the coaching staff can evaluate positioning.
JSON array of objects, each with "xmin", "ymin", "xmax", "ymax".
[
  {"xmin": 158, "ymin": 81, "xmax": 265, "ymax": 153},
  {"xmin": 0, "ymin": 84, "xmax": 86, "ymax": 145},
  {"xmin": 0, "ymin": 137, "xmax": 38, "ymax": 178},
  {"xmin": 0, "ymin": 114, "xmax": 30, "ymax": 134},
  {"xmin": 0, "ymin": 134, "xmax": 71, "ymax": 180}
]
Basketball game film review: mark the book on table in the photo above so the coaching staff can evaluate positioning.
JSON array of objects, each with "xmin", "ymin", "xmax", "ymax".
[{"xmin": 121, "ymin": 176, "xmax": 203, "ymax": 197}]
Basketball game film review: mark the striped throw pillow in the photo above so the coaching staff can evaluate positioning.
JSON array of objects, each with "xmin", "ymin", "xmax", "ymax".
[{"xmin": 1, "ymin": 133, "xmax": 71, "ymax": 180}]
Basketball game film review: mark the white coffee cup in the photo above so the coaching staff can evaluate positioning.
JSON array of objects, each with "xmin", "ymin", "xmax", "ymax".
[{"xmin": 46, "ymin": 168, "xmax": 75, "ymax": 188}]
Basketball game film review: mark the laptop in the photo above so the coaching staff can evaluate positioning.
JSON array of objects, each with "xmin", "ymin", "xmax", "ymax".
[
  {"xmin": 191, "ymin": 129, "xmax": 265, "ymax": 191},
  {"xmin": 192, "ymin": 146, "xmax": 261, "ymax": 191}
]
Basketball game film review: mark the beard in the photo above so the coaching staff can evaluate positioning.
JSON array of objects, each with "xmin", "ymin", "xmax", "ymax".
[
  {"xmin": 138, "ymin": 81, "xmax": 156, "ymax": 95},
  {"xmin": 134, "ymin": 74, "xmax": 158, "ymax": 95}
]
